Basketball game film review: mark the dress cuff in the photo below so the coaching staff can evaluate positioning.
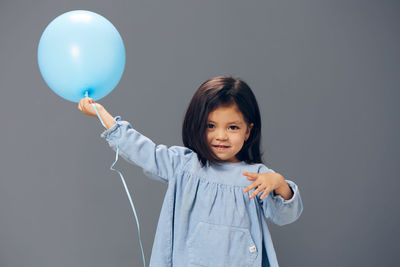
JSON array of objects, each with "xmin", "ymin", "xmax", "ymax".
[
  {"xmin": 271, "ymin": 180, "xmax": 298, "ymax": 205},
  {"xmin": 100, "ymin": 116, "xmax": 122, "ymax": 140}
]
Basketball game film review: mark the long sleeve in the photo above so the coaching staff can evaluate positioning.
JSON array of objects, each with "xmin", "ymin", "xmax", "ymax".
[
  {"xmin": 100, "ymin": 116, "xmax": 194, "ymax": 184},
  {"xmin": 256, "ymin": 165, "xmax": 303, "ymax": 226}
]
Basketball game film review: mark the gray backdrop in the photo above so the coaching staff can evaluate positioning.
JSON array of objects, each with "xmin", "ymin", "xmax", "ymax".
[{"xmin": 0, "ymin": 0, "xmax": 399, "ymax": 266}]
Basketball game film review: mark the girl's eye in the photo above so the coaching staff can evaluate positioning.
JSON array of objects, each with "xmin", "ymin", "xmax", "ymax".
[
  {"xmin": 229, "ymin": 126, "xmax": 239, "ymax": 130},
  {"xmin": 207, "ymin": 124, "xmax": 215, "ymax": 128}
]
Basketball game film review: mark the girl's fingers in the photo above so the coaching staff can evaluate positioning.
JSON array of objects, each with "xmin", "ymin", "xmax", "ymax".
[
  {"xmin": 250, "ymin": 186, "xmax": 263, "ymax": 198},
  {"xmin": 84, "ymin": 98, "xmax": 93, "ymax": 107},
  {"xmin": 244, "ymin": 182, "xmax": 263, "ymax": 194},
  {"xmin": 260, "ymin": 192, "xmax": 267, "ymax": 200},
  {"xmin": 247, "ymin": 185, "xmax": 272, "ymax": 199},
  {"xmin": 260, "ymin": 187, "xmax": 271, "ymax": 200},
  {"xmin": 243, "ymin": 182, "xmax": 257, "ymax": 193},
  {"xmin": 78, "ymin": 97, "xmax": 94, "ymax": 114}
]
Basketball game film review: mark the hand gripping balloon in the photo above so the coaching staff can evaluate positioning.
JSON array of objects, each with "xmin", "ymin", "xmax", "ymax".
[{"xmin": 38, "ymin": 10, "xmax": 145, "ymax": 267}]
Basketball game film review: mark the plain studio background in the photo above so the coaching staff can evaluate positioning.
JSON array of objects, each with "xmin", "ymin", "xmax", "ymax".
[{"xmin": 0, "ymin": 0, "xmax": 399, "ymax": 266}]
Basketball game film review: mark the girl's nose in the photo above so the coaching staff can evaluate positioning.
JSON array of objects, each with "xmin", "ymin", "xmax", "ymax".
[{"xmin": 216, "ymin": 130, "xmax": 228, "ymax": 140}]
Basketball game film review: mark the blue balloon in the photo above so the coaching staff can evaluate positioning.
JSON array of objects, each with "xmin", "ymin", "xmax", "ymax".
[{"xmin": 38, "ymin": 10, "xmax": 126, "ymax": 103}]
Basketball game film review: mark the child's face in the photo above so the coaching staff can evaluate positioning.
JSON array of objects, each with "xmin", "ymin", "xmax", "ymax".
[{"xmin": 206, "ymin": 104, "xmax": 253, "ymax": 163}]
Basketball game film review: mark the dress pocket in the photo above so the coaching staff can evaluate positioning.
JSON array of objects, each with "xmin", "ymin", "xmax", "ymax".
[{"xmin": 187, "ymin": 221, "xmax": 258, "ymax": 267}]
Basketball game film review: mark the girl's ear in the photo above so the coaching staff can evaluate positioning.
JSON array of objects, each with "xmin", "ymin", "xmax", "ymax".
[{"xmin": 245, "ymin": 123, "xmax": 254, "ymax": 141}]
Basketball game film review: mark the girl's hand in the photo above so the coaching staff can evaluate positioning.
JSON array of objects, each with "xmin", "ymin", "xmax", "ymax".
[
  {"xmin": 78, "ymin": 97, "xmax": 104, "ymax": 117},
  {"xmin": 242, "ymin": 171, "xmax": 286, "ymax": 200}
]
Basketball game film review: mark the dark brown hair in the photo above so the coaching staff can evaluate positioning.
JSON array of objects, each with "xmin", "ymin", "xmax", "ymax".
[{"xmin": 182, "ymin": 75, "xmax": 264, "ymax": 167}]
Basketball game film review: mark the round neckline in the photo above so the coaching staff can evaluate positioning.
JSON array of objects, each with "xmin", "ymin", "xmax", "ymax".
[{"xmin": 210, "ymin": 160, "xmax": 246, "ymax": 167}]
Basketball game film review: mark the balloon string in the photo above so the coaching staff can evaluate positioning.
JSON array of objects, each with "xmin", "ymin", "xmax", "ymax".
[
  {"xmin": 84, "ymin": 91, "xmax": 106, "ymax": 128},
  {"xmin": 83, "ymin": 91, "xmax": 146, "ymax": 267},
  {"xmin": 111, "ymin": 141, "xmax": 147, "ymax": 267}
]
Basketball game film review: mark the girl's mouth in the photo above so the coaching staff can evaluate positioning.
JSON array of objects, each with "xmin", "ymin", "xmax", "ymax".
[{"xmin": 213, "ymin": 145, "xmax": 229, "ymax": 150}]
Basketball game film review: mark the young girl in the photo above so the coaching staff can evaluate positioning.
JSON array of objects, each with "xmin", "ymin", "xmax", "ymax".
[{"xmin": 78, "ymin": 75, "xmax": 303, "ymax": 267}]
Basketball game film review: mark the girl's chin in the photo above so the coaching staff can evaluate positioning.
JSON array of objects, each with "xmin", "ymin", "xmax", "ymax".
[{"xmin": 214, "ymin": 155, "xmax": 240, "ymax": 163}]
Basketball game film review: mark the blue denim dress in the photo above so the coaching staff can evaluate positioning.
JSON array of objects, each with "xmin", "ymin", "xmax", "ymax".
[{"xmin": 100, "ymin": 116, "xmax": 303, "ymax": 267}]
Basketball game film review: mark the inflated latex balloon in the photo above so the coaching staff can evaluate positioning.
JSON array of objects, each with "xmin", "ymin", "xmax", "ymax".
[{"xmin": 38, "ymin": 10, "xmax": 125, "ymax": 102}]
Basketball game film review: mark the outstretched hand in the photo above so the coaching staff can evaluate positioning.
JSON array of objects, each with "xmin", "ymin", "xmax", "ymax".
[
  {"xmin": 78, "ymin": 97, "xmax": 104, "ymax": 117},
  {"xmin": 242, "ymin": 172, "xmax": 286, "ymax": 200}
]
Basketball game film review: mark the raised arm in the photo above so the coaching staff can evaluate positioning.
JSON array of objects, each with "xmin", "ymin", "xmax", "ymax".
[
  {"xmin": 100, "ymin": 116, "xmax": 194, "ymax": 184},
  {"xmin": 78, "ymin": 97, "xmax": 194, "ymax": 184}
]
